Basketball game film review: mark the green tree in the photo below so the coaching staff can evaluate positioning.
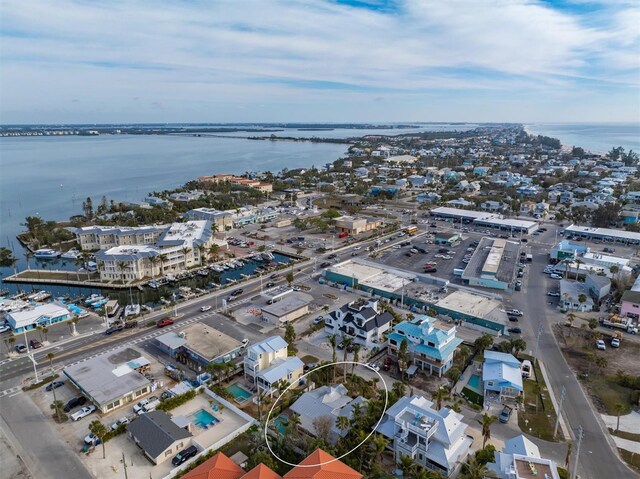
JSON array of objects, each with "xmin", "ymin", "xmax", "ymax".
[
  {"xmin": 341, "ymin": 336, "xmax": 353, "ymax": 381},
  {"xmin": 286, "ymin": 271, "xmax": 294, "ymax": 286},
  {"xmin": 475, "ymin": 444, "xmax": 496, "ymax": 466},
  {"xmin": 82, "ymin": 197, "xmax": 93, "ymax": 219},
  {"xmin": 246, "ymin": 450, "xmax": 279, "ymax": 471},
  {"xmin": 531, "ymin": 382, "xmax": 543, "ymax": 412},
  {"xmin": 284, "ymin": 323, "xmax": 297, "ymax": 355},
  {"xmin": 432, "ymin": 387, "xmax": 451, "ymax": 410},
  {"xmin": 614, "ymin": 403, "xmax": 627, "ymax": 432},
  {"xmin": 479, "ymin": 413, "xmax": 498, "ymax": 448},
  {"xmin": 88, "ymin": 420, "xmax": 108, "ymax": 458},
  {"xmin": 460, "ymin": 455, "xmax": 490, "ymax": 479},
  {"xmin": 473, "ymin": 334, "xmax": 493, "ymax": 354},
  {"xmin": 50, "ymin": 400, "xmax": 65, "ymax": 422},
  {"xmin": 398, "ymin": 338, "xmax": 410, "ymax": 379}
]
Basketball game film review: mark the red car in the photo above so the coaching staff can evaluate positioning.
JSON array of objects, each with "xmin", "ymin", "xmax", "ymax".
[{"xmin": 157, "ymin": 318, "xmax": 175, "ymax": 328}]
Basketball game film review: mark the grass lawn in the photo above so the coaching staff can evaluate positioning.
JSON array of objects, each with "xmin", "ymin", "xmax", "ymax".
[
  {"xmin": 587, "ymin": 375, "xmax": 635, "ymax": 415},
  {"xmin": 518, "ymin": 362, "xmax": 561, "ymax": 442},
  {"xmin": 609, "ymin": 428, "xmax": 640, "ymax": 442},
  {"xmin": 300, "ymin": 355, "xmax": 318, "ymax": 364},
  {"xmin": 461, "ymin": 387, "xmax": 483, "ymax": 406},
  {"xmin": 618, "ymin": 448, "xmax": 640, "ymax": 474}
]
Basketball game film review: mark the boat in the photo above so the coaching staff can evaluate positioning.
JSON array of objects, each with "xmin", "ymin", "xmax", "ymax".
[
  {"xmin": 27, "ymin": 290, "xmax": 51, "ymax": 302},
  {"xmin": 197, "ymin": 268, "xmax": 209, "ymax": 277},
  {"xmin": 84, "ymin": 294, "xmax": 103, "ymax": 305},
  {"xmin": 262, "ymin": 252, "xmax": 275, "ymax": 261},
  {"xmin": 211, "ymin": 265, "xmax": 224, "ymax": 273},
  {"xmin": 86, "ymin": 261, "xmax": 97, "ymax": 272},
  {"xmin": 34, "ymin": 248, "xmax": 61, "ymax": 259},
  {"xmin": 222, "ymin": 264, "xmax": 230, "ymax": 270},
  {"xmin": 92, "ymin": 298, "xmax": 109, "ymax": 309},
  {"xmin": 165, "ymin": 274, "xmax": 177, "ymax": 283},
  {"xmin": 148, "ymin": 281, "xmax": 159, "ymax": 289},
  {"xmin": 61, "ymin": 248, "xmax": 81, "ymax": 259},
  {"xmin": 252, "ymin": 254, "xmax": 264, "ymax": 262},
  {"xmin": 124, "ymin": 304, "xmax": 141, "ymax": 317}
]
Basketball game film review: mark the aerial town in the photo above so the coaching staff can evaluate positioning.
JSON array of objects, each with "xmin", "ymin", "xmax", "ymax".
[{"xmin": 1, "ymin": 125, "xmax": 640, "ymax": 479}]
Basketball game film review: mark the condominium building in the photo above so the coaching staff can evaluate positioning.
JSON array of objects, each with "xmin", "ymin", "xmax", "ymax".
[
  {"xmin": 376, "ymin": 395, "xmax": 472, "ymax": 477},
  {"xmin": 73, "ymin": 225, "xmax": 169, "ymax": 251},
  {"xmin": 387, "ymin": 315, "xmax": 463, "ymax": 377}
]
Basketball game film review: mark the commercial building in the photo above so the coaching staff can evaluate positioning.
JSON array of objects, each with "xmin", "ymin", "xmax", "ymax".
[
  {"xmin": 5, "ymin": 302, "xmax": 70, "ymax": 333},
  {"xmin": 429, "ymin": 207, "xmax": 538, "ymax": 234},
  {"xmin": 63, "ymin": 347, "xmax": 153, "ymax": 413},
  {"xmin": 559, "ymin": 280, "xmax": 594, "ymax": 312},
  {"xmin": 621, "ymin": 276, "xmax": 640, "ymax": 321},
  {"xmin": 73, "ymin": 225, "xmax": 168, "ymax": 251},
  {"xmin": 461, "ymin": 237, "xmax": 520, "ymax": 291},
  {"xmin": 324, "ymin": 298, "xmax": 392, "ymax": 348},
  {"xmin": 434, "ymin": 232, "xmax": 461, "ymax": 246},
  {"xmin": 387, "ymin": 315, "xmax": 463, "ymax": 377},
  {"xmin": 487, "ymin": 435, "xmax": 560, "ymax": 479},
  {"xmin": 289, "ymin": 384, "xmax": 366, "ymax": 444},
  {"xmin": 563, "ymin": 224, "xmax": 640, "ymax": 245},
  {"xmin": 482, "ymin": 350, "xmax": 523, "ymax": 403},
  {"xmin": 376, "ymin": 395, "xmax": 472, "ymax": 476},
  {"xmin": 334, "ymin": 216, "xmax": 382, "ymax": 235},
  {"xmin": 183, "ymin": 207, "xmax": 234, "ymax": 231},
  {"xmin": 549, "ymin": 240, "xmax": 589, "ymax": 262},
  {"xmin": 155, "ymin": 323, "xmax": 245, "ymax": 368},
  {"xmin": 261, "ymin": 293, "xmax": 313, "ymax": 327},
  {"xmin": 126, "ymin": 410, "xmax": 192, "ymax": 465}
]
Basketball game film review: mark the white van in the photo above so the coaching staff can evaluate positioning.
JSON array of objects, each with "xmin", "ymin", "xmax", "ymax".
[{"xmin": 521, "ymin": 360, "xmax": 532, "ymax": 379}]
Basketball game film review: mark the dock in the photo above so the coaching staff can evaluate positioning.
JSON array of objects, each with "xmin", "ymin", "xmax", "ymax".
[{"xmin": 2, "ymin": 270, "xmax": 143, "ymax": 290}]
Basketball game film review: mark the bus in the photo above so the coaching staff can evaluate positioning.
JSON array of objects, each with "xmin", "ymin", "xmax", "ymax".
[{"xmin": 405, "ymin": 226, "xmax": 418, "ymax": 235}]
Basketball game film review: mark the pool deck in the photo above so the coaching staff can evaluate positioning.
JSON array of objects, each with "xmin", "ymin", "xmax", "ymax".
[
  {"xmin": 169, "ymin": 395, "xmax": 250, "ymax": 450},
  {"xmin": 455, "ymin": 363, "xmax": 484, "ymax": 395},
  {"xmin": 226, "ymin": 382, "xmax": 253, "ymax": 406}
]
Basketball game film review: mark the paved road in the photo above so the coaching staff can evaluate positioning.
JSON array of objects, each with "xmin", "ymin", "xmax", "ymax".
[
  {"xmin": 509, "ymin": 234, "xmax": 637, "ymax": 479},
  {"xmin": 0, "ymin": 393, "xmax": 93, "ymax": 479}
]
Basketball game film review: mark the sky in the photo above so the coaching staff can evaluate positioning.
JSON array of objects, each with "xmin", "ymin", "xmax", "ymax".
[{"xmin": 1, "ymin": 0, "xmax": 639, "ymax": 124}]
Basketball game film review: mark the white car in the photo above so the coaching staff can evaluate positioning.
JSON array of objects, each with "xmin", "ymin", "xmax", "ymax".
[
  {"xmin": 508, "ymin": 309, "xmax": 523, "ymax": 317},
  {"xmin": 71, "ymin": 405, "xmax": 96, "ymax": 421},
  {"xmin": 434, "ymin": 254, "xmax": 444, "ymax": 258},
  {"xmin": 596, "ymin": 340, "xmax": 606, "ymax": 350},
  {"xmin": 133, "ymin": 398, "xmax": 151, "ymax": 414},
  {"xmin": 550, "ymin": 273, "xmax": 563, "ymax": 280},
  {"xmin": 84, "ymin": 433, "xmax": 100, "ymax": 445},
  {"xmin": 110, "ymin": 417, "xmax": 130, "ymax": 430},
  {"xmin": 353, "ymin": 246, "xmax": 361, "ymax": 250},
  {"xmin": 547, "ymin": 291, "xmax": 560, "ymax": 297},
  {"xmin": 393, "ymin": 245, "xmax": 401, "ymax": 249},
  {"xmin": 442, "ymin": 255, "xmax": 453, "ymax": 260},
  {"xmin": 0, "ymin": 325, "xmax": 11, "ymax": 334},
  {"xmin": 366, "ymin": 362, "xmax": 380, "ymax": 372},
  {"xmin": 200, "ymin": 305, "xmax": 212, "ymax": 312},
  {"xmin": 611, "ymin": 338, "xmax": 620, "ymax": 348}
]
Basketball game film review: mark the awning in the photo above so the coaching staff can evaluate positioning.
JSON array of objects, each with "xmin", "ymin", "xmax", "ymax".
[{"xmin": 407, "ymin": 365, "xmax": 418, "ymax": 376}]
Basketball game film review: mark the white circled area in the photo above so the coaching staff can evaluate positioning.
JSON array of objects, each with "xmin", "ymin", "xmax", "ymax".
[{"xmin": 263, "ymin": 360, "xmax": 389, "ymax": 468}]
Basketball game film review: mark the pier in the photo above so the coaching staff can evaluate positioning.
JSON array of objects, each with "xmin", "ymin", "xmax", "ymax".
[{"xmin": 2, "ymin": 269, "xmax": 140, "ymax": 290}]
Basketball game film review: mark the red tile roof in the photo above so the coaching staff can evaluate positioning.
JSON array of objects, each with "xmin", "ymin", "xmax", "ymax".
[
  {"xmin": 283, "ymin": 449, "xmax": 363, "ymax": 479},
  {"xmin": 240, "ymin": 464, "xmax": 283, "ymax": 479},
  {"xmin": 180, "ymin": 452, "xmax": 245, "ymax": 479}
]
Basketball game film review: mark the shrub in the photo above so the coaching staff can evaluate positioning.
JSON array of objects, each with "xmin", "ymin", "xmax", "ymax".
[
  {"xmin": 156, "ymin": 389, "xmax": 197, "ymax": 411},
  {"xmin": 23, "ymin": 374, "xmax": 59, "ymax": 391}
]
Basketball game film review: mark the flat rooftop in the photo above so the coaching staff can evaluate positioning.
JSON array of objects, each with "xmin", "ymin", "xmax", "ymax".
[
  {"xmin": 463, "ymin": 236, "xmax": 520, "ymax": 283},
  {"xmin": 436, "ymin": 290, "xmax": 507, "ymax": 324},
  {"xmin": 328, "ymin": 260, "xmax": 386, "ymax": 283},
  {"xmin": 514, "ymin": 457, "xmax": 557, "ymax": 479},
  {"xmin": 565, "ymin": 224, "xmax": 640, "ymax": 242},
  {"xmin": 261, "ymin": 292, "xmax": 313, "ymax": 317},
  {"xmin": 474, "ymin": 217, "xmax": 537, "ymax": 229},
  {"xmin": 63, "ymin": 347, "xmax": 151, "ymax": 406},
  {"xmin": 181, "ymin": 322, "xmax": 242, "ymax": 361},
  {"xmin": 430, "ymin": 207, "xmax": 494, "ymax": 220}
]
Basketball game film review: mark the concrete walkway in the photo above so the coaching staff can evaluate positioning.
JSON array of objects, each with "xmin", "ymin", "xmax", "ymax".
[
  {"xmin": 611, "ymin": 436, "xmax": 640, "ymax": 454},
  {"xmin": 601, "ymin": 411, "xmax": 640, "ymax": 435}
]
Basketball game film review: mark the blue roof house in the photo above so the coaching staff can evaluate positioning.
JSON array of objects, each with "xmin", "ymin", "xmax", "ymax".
[
  {"xmin": 387, "ymin": 315, "xmax": 463, "ymax": 377},
  {"xmin": 482, "ymin": 350, "xmax": 523, "ymax": 403}
]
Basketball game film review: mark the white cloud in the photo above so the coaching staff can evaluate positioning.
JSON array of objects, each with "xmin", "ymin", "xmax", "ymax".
[{"xmin": 0, "ymin": 0, "xmax": 638, "ymax": 122}]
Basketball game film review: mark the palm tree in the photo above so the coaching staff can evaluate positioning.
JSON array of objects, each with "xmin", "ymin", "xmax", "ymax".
[
  {"xmin": 50, "ymin": 400, "xmax": 65, "ymax": 422},
  {"xmin": 392, "ymin": 381, "xmax": 406, "ymax": 399},
  {"xmin": 609, "ymin": 265, "xmax": 619, "ymax": 280},
  {"xmin": 614, "ymin": 403, "xmax": 627, "ymax": 432},
  {"xmin": 36, "ymin": 325, "xmax": 44, "ymax": 342},
  {"xmin": 351, "ymin": 344, "xmax": 361, "ymax": 374},
  {"xmin": 479, "ymin": 413, "xmax": 498, "ymax": 448},
  {"xmin": 208, "ymin": 244, "xmax": 220, "ymax": 262},
  {"xmin": 148, "ymin": 254, "xmax": 160, "ymax": 278},
  {"xmin": 116, "ymin": 260, "xmax": 129, "ymax": 282},
  {"xmin": 342, "ymin": 336, "xmax": 353, "ymax": 381},
  {"xmin": 574, "ymin": 258, "xmax": 583, "ymax": 279},
  {"xmin": 158, "ymin": 253, "xmax": 168, "ymax": 274},
  {"xmin": 46, "ymin": 352, "xmax": 62, "ymax": 421},
  {"xmin": 181, "ymin": 247, "xmax": 191, "ymax": 267},
  {"xmin": 371, "ymin": 435, "xmax": 388, "ymax": 467},
  {"xmin": 566, "ymin": 312, "xmax": 576, "ymax": 330},
  {"xmin": 432, "ymin": 386, "xmax": 451, "ymax": 410},
  {"xmin": 460, "ymin": 455, "xmax": 489, "ymax": 479},
  {"xmin": 196, "ymin": 244, "xmax": 206, "ymax": 265},
  {"xmin": 399, "ymin": 455, "xmax": 415, "ymax": 477},
  {"xmin": 531, "ymin": 382, "xmax": 543, "ymax": 412},
  {"xmin": 42, "ymin": 326, "xmax": 49, "ymax": 342},
  {"xmin": 336, "ymin": 415, "xmax": 350, "ymax": 436},
  {"xmin": 562, "ymin": 259, "xmax": 572, "ymax": 279},
  {"xmin": 88, "ymin": 420, "xmax": 108, "ymax": 458},
  {"xmin": 7, "ymin": 336, "xmax": 16, "ymax": 354}
]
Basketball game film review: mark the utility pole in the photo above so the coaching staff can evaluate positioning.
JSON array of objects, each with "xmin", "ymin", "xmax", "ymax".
[
  {"xmin": 571, "ymin": 426, "xmax": 584, "ymax": 479},
  {"xmin": 533, "ymin": 323, "xmax": 543, "ymax": 364},
  {"xmin": 554, "ymin": 386, "xmax": 566, "ymax": 438},
  {"xmin": 121, "ymin": 452, "xmax": 129, "ymax": 479}
]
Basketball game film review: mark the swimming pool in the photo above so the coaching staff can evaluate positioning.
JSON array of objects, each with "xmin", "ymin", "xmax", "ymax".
[
  {"xmin": 192, "ymin": 408, "xmax": 219, "ymax": 429},
  {"xmin": 226, "ymin": 383, "xmax": 252, "ymax": 403},
  {"xmin": 467, "ymin": 374, "xmax": 482, "ymax": 390},
  {"xmin": 272, "ymin": 414, "xmax": 288, "ymax": 435}
]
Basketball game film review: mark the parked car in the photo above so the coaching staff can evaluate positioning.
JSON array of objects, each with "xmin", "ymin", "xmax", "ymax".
[
  {"xmin": 366, "ymin": 362, "xmax": 380, "ymax": 372},
  {"xmin": 84, "ymin": 432, "xmax": 102, "ymax": 446},
  {"xmin": 499, "ymin": 405, "xmax": 513, "ymax": 423},
  {"xmin": 157, "ymin": 318, "xmax": 175, "ymax": 328},
  {"xmin": 105, "ymin": 323, "xmax": 124, "ymax": 335},
  {"xmin": 424, "ymin": 267, "xmax": 437, "ymax": 273},
  {"xmin": 508, "ymin": 309, "xmax": 523, "ymax": 316},
  {"xmin": 29, "ymin": 339, "xmax": 43, "ymax": 349},
  {"xmin": 45, "ymin": 381, "xmax": 65, "ymax": 392},
  {"xmin": 508, "ymin": 327, "xmax": 522, "ymax": 334},
  {"xmin": 0, "ymin": 325, "xmax": 11, "ymax": 334},
  {"xmin": 110, "ymin": 417, "xmax": 130, "ymax": 430},
  {"xmin": 133, "ymin": 397, "xmax": 151, "ymax": 414},
  {"xmin": 71, "ymin": 405, "xmax": 96, "ymax": 421},
  {"xmin": 230, "ymin": 288, "xmax": 244, "ymax": 297},
  {"xmin": 313, "ymin": 316, "xmax": 324, "ymax": 325},
  {"xmin": 547, "ymin": 291, "xmax": 560, "ymax": 297},
  {"xmin": 265, "ymin": 282, "xmax": 276, "ymax": 288},
  {"xmin": 136, "ymin": 396, "xmax": 160, "ymax": 415},
  {"xmin": 550, "ymin": 273, "xmax": 563, "ymax": 280},
  {"xmin": 200, "ymin": 305, "xmax": 212, "ymax": 312},
  {"xmin": 269, "ymin": 273, "xmax": 279, "ymax": 279},
  {"xmin": 521, "ymin": 360, "xmax": 532, "ymax": 378},
  {"xmin": 508, "ymin": 315, "xmax": 519, "ymax": 322},
  {"xmin": 64, "ymin": 396, "xmax": 87, "ymax": 412},
  {"xmin": 172, "ymin": 445, "xmax": 198, "ymax": 466},
  {"xmin": 611, "ymin": 338, "xmax": 620, "ymax": 348},
  {"xmin": 15, "ymin": 343, "xmax": 27, "ymax": 353},
  {"xmin": 596, "ymin": 340, "xmax": 606, "ymax": 350},
  {"xmin": 514, "ymin": 281, "xmax": 522, "ymax": 291}
]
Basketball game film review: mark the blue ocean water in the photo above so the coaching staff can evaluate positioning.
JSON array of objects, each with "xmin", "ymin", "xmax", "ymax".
[{"xmin": 524, "ymin": 123, "xmax": 640, "ymax": 154}]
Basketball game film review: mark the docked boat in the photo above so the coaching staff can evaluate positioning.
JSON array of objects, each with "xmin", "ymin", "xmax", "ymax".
[
  {"xmin": 34, "ymin": 248, "xmax": 61, "ymax": 259},
  {"xmin": 27, "ymin": 290, "xmax": 51, "ymax": 302},
  {"xmin": 211, "ymin": 265, "xmax": 224, "ymax": 273},
  {"xmin": 148, "ymin": 280, "xmax": 159, "ymax": 289},
  {"xmin": 84, "ymin": 294, "xmax": 104, "ymax": 305},
  {"xmin": 92, "ymin": 298, "xmax": 109, "ymax": 309},
  {"xmin": 261, "ymin": 252, "xmax": 275, "ymax": 261},
  {"xmin": 124, "ymin": 304, "xmax": 141, "ymax": 317},
  {"xmin": 165, "ymin": 274, "xmax": 177, "ymax": 283},
  {"xmin": 61, "ymin": 248, "xmax": 81, "ymax": 259}
]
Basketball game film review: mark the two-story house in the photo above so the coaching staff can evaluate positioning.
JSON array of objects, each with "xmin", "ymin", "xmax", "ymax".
[
  {"xmin": 375, "ymin": 395, "xmax": 472, "ymax": 477},
  {"xmin": 243, "ymin": 336, "xmax": 303, "ymax": 397},
  {"xmin": 387, "ymin": 316, "xmax": 463, "ymax": 377},
  {"xmin": 324, "ymin": 299, "xmax": 392, "ymax": 348},
  {"xmin": 482, "ymin": 350, "xmax": 523, "ymax": 403}
]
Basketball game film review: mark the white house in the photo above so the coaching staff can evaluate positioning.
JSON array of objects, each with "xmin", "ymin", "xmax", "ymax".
[
  {"xmin": 376, "ymin": 395, "xmax": 472, "ymax": 477},
  {"xmin": 487, "ymin": 435, "xmax": 560, "ymax": 479},
  {"xmin": 243, "ymin": 336, "xmax": 303, "ymax": 396},
  {"xmin": 324, "ymin": 298, "xmax": 392, "ymax": 348}
]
